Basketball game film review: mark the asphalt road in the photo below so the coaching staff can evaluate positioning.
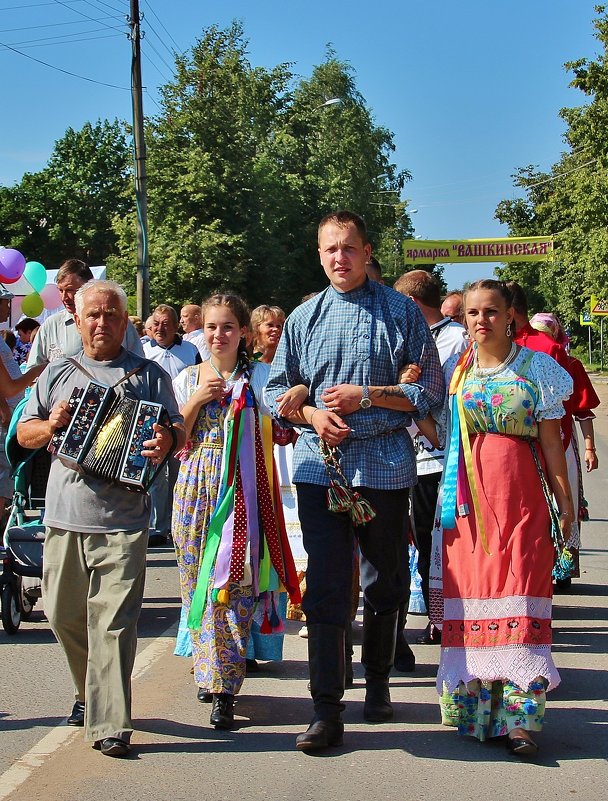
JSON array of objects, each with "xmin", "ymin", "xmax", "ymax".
[{"xmin": 1, "ymin": 383, "xmax": 607, "ymax": 801}]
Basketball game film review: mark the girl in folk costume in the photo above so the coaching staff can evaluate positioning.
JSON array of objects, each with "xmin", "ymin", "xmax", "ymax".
[
  {"xmin": 435, "ymin": 280, "xmax": 573, "ymax": 756},
  {"xmin": 171, "ymin": 294, "xmax": 300, "ymax": 730}
]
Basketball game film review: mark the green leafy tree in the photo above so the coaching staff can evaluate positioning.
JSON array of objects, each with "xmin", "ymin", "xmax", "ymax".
[
  {"xmin": 111, "ymin": 26, "xmax": 412, "ymax": 312},
  {"xmin": 0, "ymin": 120, "xmax": 132, "ymax": 268},
  {"xmin": 495, "ymin": 7, "xmax": 608, "ymax": 342}
]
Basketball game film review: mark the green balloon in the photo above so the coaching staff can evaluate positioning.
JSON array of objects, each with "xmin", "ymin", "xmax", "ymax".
[
  {"xmin": 21, "ymin": 292, "xmax": 44, "ymax": 317},
  {"xmin": 24, "ymin": 261, "xmax": 47, "ymax": 293}
]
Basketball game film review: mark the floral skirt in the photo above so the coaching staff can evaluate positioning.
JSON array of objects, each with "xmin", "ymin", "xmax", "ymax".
[{"xmin": 440, "ymin": 678, "xmax": 547, "ymax": 741}]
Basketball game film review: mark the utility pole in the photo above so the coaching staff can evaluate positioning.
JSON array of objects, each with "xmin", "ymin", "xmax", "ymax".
[{"xmin": 128, "ymin": 0, "xmax": 149, "ymax": 319}]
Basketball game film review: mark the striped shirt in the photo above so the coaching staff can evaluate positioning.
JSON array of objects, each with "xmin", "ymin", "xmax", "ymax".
[{"xmin": 265, "ymin": 279, "xmax": 444, "ymax": 489}]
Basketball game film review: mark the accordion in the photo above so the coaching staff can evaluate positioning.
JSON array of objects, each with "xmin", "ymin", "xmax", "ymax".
[{"xmin": 49, "ymin": 378, "xmax": 173, "ymax": 492}]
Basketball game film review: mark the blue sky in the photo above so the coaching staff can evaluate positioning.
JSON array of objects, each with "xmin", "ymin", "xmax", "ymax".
[{"xmin": 0, "ymin": 0, "xmax": 600, "ymax": 288}]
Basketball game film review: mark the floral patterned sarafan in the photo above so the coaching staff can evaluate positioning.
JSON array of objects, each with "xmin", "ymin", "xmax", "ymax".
[{"xmin": 437, "ymin": 347, "xmax": 573, "ymax": 741}]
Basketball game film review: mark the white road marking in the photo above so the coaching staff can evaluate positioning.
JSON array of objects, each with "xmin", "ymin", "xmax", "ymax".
[{"xmin": 0, "ymin": 622, "xmax": 176, "ymax": 801}]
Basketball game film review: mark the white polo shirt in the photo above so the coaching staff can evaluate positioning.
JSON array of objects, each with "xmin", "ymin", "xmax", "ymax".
[{"xmin": 143, "ymin": 336, "xmax": 200, "ymax": 379}]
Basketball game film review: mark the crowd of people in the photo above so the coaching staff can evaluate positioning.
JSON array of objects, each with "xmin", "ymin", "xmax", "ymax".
[{"xmin": 0, "ymin": 210, "xmax": 600, "ymax": 761}]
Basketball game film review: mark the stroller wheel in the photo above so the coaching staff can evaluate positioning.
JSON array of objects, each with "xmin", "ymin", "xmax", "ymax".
[
  {"xmin": 20, "ymin": 593, "xmax": 35, "ymax": 621},
  {"xmin": 1, "ymin": 584, "xmax": 21, "ymax": 634}
]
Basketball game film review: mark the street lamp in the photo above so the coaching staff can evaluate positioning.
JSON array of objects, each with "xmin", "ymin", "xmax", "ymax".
[{"xmin": 316, "ymin": 98, "xmax": 342, "ymax": 109}]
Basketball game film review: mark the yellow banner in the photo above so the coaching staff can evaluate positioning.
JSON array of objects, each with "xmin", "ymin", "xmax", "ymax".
[{"xmin": 403, "ymin": 236, "xmax": 554, "ymax": 264}]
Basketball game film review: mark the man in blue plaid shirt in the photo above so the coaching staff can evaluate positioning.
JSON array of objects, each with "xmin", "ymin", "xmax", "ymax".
[{"xmin": 266, "ymin": 211, "xmax": 444, "ymax": 751}]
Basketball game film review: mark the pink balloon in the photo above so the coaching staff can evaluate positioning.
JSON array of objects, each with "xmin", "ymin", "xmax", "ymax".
[
  {"xmin": 40, "ymin": 283, "xmax": 62, "ymax": 309},
  {"xmin": 0, "ymin": 248, "xmax": 26, "ymax": 283}
]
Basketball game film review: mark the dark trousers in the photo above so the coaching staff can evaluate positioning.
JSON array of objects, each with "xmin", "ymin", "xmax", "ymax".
[
  {"xmin": 411, "ymin": 471, "xmax": 441, "ymax": 613},
  {"xmin": 296, "ymin": 483, "xmax": 411, "ymax": 628}
]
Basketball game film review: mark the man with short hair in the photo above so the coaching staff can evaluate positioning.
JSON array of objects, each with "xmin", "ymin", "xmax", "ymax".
[
  {"xmin": 27, "ymin": 259, "xmax": 143, "ymax": 366},
  {"xmin": 179, "ymin": 303, "xmax": 210, "ymax": 359},
  {"xmin": 18, "ymin": 280, "xmax": 184, "ymax": 758},
  {"xmin": 440, "ymin": 290, "xmax": 464, "ymax": 325},
  {"xmin": 393, "ymin": 269, "xmax": 467, "ymax": 646},
  {"xmin": 143, "ymin": 304, "xmax": 200, "ymax": 379},
  {"xmin": 143, "ymin": 304, "xmax": 200, "ymax": 546},
  {"xmin": 266, "ymin": 211, "xmax": 444, "ymax": 751}
]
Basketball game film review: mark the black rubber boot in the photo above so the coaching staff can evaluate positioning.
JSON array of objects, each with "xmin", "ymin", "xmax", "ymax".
[
  {"xmin": 295, "ymin": 624, "xmax": 345, "ymax": 751},
  {"xmin": 362, "ymin": 605, "xmax": 398, "ymax": 723},
  {"xmin": 393, "ymin": 602, "xmax": 416, "ymax": 673},
  {"xmin": 210, "ymin": 693, "xmax": 235, "ymax": 729}
]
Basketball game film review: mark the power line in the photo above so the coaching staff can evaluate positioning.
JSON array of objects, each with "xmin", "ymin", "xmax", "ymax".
[
  {"xmin": 0, "ymin": 1, "xmax": 86, "ymax": 9},
  {"xmin": 144, "ymin": 87, "xmax": 163, "ymax": 114},
  {"xmin": 0, "ymin": 14, "xmax": 118, "ymax": 31},
  {"xmin": 520, "ymin": 159, "xmax": 598, "ymax": 189},
  {"xmin": 1, "ymin": 31, "xmax": 120, "ymax": 49},
  {"xmin": 85, "ymin": 0, "xmax": 126, "ymax": 14},
  {"xmin": 142, "ymin": 14, "xmax": 176, "ymax": 61},
  {"xmin": 52, "ymin": 0, "xmax": 125, "ymax": 32},
  {"xmin": 143, "ymin": 0, "xmax": 180, "ymax": 52},
  {"xmin": 143, "ymin": 34, "xmax": 173, "ymax": 75},
  {"xmin": 4, "ymin": 24, "xmax": 117, "ymax": 44},
  {"xmin": 0, "ymin": 38, "xmax": 129, "ymax": 88},
  {"xmin": 141, "ymin": 46, "xmax": 171, "ymax": 83}
]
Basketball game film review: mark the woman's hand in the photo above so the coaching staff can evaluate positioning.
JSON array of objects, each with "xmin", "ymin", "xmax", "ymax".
[
  {"xmin": 277, "ymin": 384, "xmax": 308, "ymax": 417},
  {"xmin": 558, "ymin": 511, "xmax": 572, "ymax": 541},
  {"xmin": 193, "ymin": 375, "xmax": 226, "ymax": 406},
  {"xmin": 585, "ymin": 447, "xmax": 598, "ymax": 472},
  {"xmin": 399, "ymin": 363, "xmax": 422, "ymax": 384}
]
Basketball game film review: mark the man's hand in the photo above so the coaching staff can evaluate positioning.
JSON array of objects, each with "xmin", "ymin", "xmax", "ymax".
[
  {"xmin": 48, "ymin": 400, "xmax": 73, "ymax": 433},
  {"xmin": 310, "ymin": 409, "xmax": 351, "ymax": 447},
  {"xmin": 142, "ymin": 423, "xmax": 175, "ymax": 463},
  {"xmin": 320, "ymin": 384, "xmax": 363, "ymax": 416}
]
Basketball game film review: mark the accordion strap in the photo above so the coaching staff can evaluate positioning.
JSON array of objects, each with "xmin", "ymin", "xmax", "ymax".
[{"xmin": 66, "ymin": 357, "xmax": 143, "ymax": 388}]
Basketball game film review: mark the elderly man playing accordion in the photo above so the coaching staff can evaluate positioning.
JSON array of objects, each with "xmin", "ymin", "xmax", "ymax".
[{"xmin": 18, "ymin": 279, "xmax": 185, "ymax": 758}]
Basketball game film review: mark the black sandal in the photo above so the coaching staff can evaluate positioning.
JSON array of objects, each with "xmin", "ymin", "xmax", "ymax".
[{"xmin": 506, "ymin": 731, "xmax": 539, "ymax": 756}]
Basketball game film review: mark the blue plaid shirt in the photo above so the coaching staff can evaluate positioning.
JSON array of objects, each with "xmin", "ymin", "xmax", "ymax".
[{"xmin": 265, "ymin": 279, "xmax": 445, "ymax": 489}]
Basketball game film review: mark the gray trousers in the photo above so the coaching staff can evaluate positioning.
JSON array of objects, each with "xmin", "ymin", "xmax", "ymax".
[
  {"xmin": 42, "ymin": 527, "xmax": 148, "ymax": 743},
  {"xmin": 148, "ymin": 455, "xmax": 180, "ymax": 538}
]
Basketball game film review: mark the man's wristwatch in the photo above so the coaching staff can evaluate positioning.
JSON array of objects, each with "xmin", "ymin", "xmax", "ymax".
[{"xmin": 360, "ymin": 386, "xmax": 372, "ymax": 409}]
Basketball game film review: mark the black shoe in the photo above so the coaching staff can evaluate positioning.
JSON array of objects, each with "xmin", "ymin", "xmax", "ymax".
[
  {"xmin": 246, "ymin": 658, "xmax": 260, "ymax": 673},
  {"xmin": 67, "ymin": 701, "xmax": 85, "ymax": 727},
  {"xmin": 394, "ymin": 636, "xmax": 416, "ymax": 673},
  {"xmin": 197, "ymin": 688, "xmax": 212, "ymax": 703},
  {"xmin": 506, "ymin": 732, "xmax": 539, "ymax": 757},
  {"xmin": 416, "ymin": 623, "xmax": 442, "ymax": 645},
  {"xmin": 210, "ymin": 693, "xmax": 235, "ymax": 729},
  {"xmin": 295, "ymin": 719, "xmax": 344, "ymax": 751},
  {"xmin": 364, "ymin": 680, "xmax": 394, "ymax": 722},
  {"xmin": 148, "ymin": 533, "xmax": 168, "ymax": 547},
  {"xmin": 554, "ymin": 577, "xmax": 572, "ymax": 592},
  {"xmin": 92, "ymin": 737, "xmax": 131, "ymax": 758}
]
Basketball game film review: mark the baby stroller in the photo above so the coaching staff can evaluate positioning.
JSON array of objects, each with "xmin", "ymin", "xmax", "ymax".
[{"xmin": 0, "ymin": 396, "xmax": 48, "ymax": 634}]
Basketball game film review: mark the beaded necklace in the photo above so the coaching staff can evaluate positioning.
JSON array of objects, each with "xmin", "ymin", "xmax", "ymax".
[
  {"xmin": 472, "ymin": 341, "xmax": 517, "ymax": 380},
  {"xmin": 208, "ymin": 358, "xmax": 240, "ymax": 382}
]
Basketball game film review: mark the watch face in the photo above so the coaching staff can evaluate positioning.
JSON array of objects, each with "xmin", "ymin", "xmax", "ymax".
[{"xmin": 360, "ymin": 398, "xmax": 372, "ymax": 409}]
